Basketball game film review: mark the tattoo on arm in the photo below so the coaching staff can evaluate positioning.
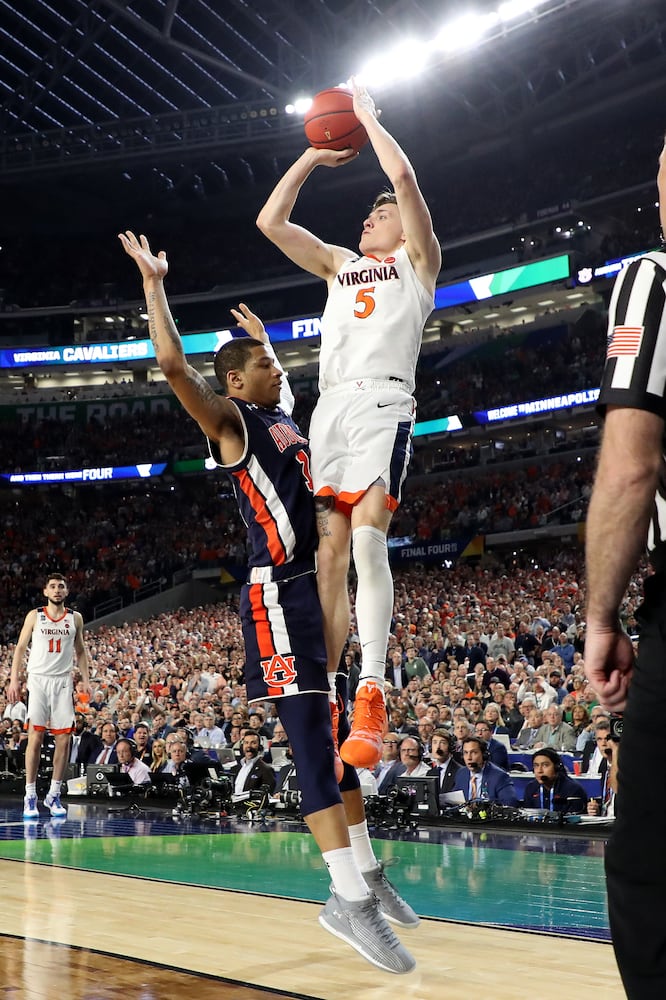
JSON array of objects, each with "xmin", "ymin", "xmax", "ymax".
[
  {"xmin": 315, "ymin": 510, "xmax": 333, "ymax": 537},
  {"xmin": 185, "ymin": 370, "xmax": 218, "ymax": 404},
  {"xmin": 146, "ymin": 289, "xmax": 183, "ymax": 358},
  {"xmin": 146, "ymin": 290, "xmax": 160, "ymax": 359}
]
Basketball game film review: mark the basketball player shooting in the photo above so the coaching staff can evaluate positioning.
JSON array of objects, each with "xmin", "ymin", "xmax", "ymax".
[{"xmin": 257, "ymin": 78, "xmax": 441, "ymax": 770}]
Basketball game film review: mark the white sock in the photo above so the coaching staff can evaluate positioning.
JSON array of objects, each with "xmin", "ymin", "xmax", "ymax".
[
  {"xmin": 25, "ymin": 782, "xmax": 37, "ymax": 798},
  {"xmin": 327, "ymin": 671, "xmax": 337, "ymax": 705},
  {"xmin": 348, "ymin": 820, "xmax": 379, "ymax": 873},
  {"xmin": 352, "ymin": 525, "xmax": 393, "ymax": 681},
  {"xmin": 322, "ymin": 846, "xmax": 371, "ymax": 902},
  {"xmin": 48, "ymin": 780, "xmax": 62, "ymax": 797}
]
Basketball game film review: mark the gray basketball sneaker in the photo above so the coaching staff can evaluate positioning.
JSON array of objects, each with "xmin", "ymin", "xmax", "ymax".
[
  {"xmin": 363, "ymin": 861, "xmax": 420, "ymax": 928},
  {"xmin": 318, "ymin": 890, "xmax": 416, "ymax": 974}
]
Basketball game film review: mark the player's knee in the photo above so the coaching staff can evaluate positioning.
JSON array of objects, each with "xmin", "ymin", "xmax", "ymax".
[
  {"xmin": 316, "ymin": 538, "xmax": 350, "ymax": 586},
  {"xmin": 278, "ymin": 694, "xmax": 342, "ymax": 812},
  {"xmin": 338, "ymin": 760, "xmax": 361, "ymax": 794},
  {"xmin": 300, "ymin": 759, "xmax": 342, "ymax": 814}
]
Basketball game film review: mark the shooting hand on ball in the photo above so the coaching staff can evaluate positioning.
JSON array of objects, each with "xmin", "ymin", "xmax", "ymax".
[
  {"xmin": 351, "ymin": 78, "xmax": 380, "ymax": 122},
  {"xmin": 311, "ymin": 147, "xmax": 358, "ymax": 168}
]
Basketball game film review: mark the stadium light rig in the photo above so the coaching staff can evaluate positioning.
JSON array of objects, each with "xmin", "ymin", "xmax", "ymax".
[{"xmin": 285, "ymin": 0, "xmax": 563, "ymax": 111}]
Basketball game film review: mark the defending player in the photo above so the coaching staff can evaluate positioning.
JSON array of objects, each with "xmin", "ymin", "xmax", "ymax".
[
  {"xmin": 8, "ymin": 572, "xmax": 91, "ymax": 820},
  {"xmin": 257, "ymin": 79, "xmax": 441, "ymax": 770},
  {"xmin": 119, "ymin": 230, "xmax": 417, "ymax": 974}
]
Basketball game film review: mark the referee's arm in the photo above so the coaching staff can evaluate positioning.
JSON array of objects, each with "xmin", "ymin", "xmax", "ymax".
[{"xmin": 584, "ymin": 406, "xmax": 662, "ymax": 710}]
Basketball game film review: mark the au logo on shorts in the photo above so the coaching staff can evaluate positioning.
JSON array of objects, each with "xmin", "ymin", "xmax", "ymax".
[{"xmin": 261, "ymin": 654, "xmax": 297, "ymax": 688}]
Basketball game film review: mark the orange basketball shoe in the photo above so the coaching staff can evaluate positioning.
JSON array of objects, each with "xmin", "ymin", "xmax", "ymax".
[
  {"xmin": 330, "ymin": 696, "xmax": 345, "ymax": 784},
  {"xmin": 340, "ymin": 680, "xmax": 387, "ymax": 769}
]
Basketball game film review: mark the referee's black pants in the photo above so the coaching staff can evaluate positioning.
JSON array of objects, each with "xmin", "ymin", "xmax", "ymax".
[{"xmin": 606, "ymin": 574, "xmax": 666, "ymax": 999}]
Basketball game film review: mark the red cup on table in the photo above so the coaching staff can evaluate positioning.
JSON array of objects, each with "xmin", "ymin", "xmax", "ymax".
[{"xmin": 573, "ymin": 760, "xmax": 582, "ymax": 776}]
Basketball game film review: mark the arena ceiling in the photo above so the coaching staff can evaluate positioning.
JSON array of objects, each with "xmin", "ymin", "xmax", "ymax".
[{"xmin": 1, "ymin": 0, "xmax": 665, "ymax": 263}]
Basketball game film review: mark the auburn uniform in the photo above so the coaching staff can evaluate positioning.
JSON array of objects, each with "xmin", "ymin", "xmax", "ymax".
[
  {"xmin": 311, "ymin": 245, "xmax": 434, "ymax": 513},
  {"xmin": 26, "ymin": 607, "xmax": 77, "ymax": 733},
  {"xmin": 208, "ymin": 397, "xmax": 327, "ymax": 703}
]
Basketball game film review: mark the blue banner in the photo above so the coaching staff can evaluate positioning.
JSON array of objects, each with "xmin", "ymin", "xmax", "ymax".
[
  {"xmin": 389, "ymin": 537, "xmax": 475, "ymax": 565},
  {"xmin": 0, "ymin": 463, "xmax": 167, "ymax": 485}
]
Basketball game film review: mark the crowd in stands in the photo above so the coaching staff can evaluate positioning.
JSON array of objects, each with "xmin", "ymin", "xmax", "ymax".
[
  {"xmin": 0, "ymin": 549, "xmax": 643, "ymax": 783},
  {"xmin": 0, "ymin": 448, "xmax": 596, "ymax": 644}
]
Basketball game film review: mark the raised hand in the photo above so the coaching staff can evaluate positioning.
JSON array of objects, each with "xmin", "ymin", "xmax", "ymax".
[
  {"xmin": 118, "ymin": 230, "xmax": 168, "ymax": 281},
  {"xmin": 351, "ymin": 77, "xmax": 379, "ymax": 122},
  {"xmin": 230, "ymin": 302, "xmax": 267, "ymax": 344}
]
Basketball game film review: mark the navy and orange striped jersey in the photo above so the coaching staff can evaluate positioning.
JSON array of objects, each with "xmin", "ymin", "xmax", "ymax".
[{"xmin": 208, "ymin": 398, "xmax": 317, "ymax": 575}]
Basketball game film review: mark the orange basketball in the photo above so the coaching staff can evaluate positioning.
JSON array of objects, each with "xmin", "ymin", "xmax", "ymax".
[{"xmin": 304, "ymin": 88, "xmax": 368, "ymax": 153}]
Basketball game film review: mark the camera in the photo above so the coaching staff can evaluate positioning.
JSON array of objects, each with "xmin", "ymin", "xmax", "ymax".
[
  {"xmin": 173, "ymin": 771, "xmax": 233, "ymax": 818},
  {"xmin": 609, "ymin": 714, "xmax": 623, "ymax": 742},
  {"xmin": 281, "ymin": 789, "xmax": 302, "ymax": 809},
  {"xmin": 364, "ymin": 786, "xmax": 419, "ymax": 831}
]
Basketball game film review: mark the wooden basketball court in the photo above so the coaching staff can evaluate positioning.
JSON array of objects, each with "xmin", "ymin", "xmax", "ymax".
[{"xmin": 0, "ymin": 799, "xmax": 625, "ymax": 999}]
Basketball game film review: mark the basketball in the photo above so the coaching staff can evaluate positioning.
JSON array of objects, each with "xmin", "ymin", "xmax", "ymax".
[{"xmin": 304, "ymin": 88, "xmax": 368, "ymax": 153}]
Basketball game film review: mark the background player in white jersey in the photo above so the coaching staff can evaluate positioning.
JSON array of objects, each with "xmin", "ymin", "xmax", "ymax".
[
  {"xmin": 8, "ymin": 572, "xmax": 91, "ymax": 820},
  {"xmin": 257, "ymin": 79, "xmax": 441, "ymax": 769}
]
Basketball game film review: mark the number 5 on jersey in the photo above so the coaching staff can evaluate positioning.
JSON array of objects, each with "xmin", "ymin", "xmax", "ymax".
[{"xmin": 354, "ymin": 285, "xmax": 376, "ymax": 320}]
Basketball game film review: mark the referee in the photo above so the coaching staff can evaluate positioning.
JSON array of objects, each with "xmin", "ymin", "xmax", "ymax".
[{"xmin": 585, "ymin": 134, "xmax": 666, "ymax": 1000}]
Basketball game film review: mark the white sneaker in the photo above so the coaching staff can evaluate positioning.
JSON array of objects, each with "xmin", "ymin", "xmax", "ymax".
[
  {"xmin": 23, "ymin": 794, "xmax": 39, "ymax": 821},
  {"xmin": 44, "ymin": 792, "xmax": 67, "ymax": 818}
]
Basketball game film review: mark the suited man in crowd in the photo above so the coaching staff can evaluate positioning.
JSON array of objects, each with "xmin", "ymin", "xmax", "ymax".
[
  {"xmin": 453, "ymin": 736, "xmax": 519, "ymax": 806},
  {"xmin": 534, "ymin": 704, "xmax": 576, "ymax": 752},
  {"xmin": 426, "ymin": 729, "xmax": 460, "ymax": 802},
  {"xmin": 582, "ymin": 719, "xmax": 612, "ymax": 775},
  {"xmin": 385, "ymin": 648, "xmax": 409, "ymax": 690},
  {"xmin": 230, "ymin": 732, "xmax": 276, "ymax": 795},
  {"xmin": 514, "ymin": 707, "xmax": 544, "ymax": 749},
  {"xmin": 374, "ymin": 733, "xmax": 405, "ymax": 794},
  {"xmin": 388, "ymin": 708, "xmax": 419, "ymax": 737},
  {"xmin": 70, "ymin": 714, "xmax": 102, "ymax": 766},
  {"xmin": 162, "ymin": 737, "xmax": 189, "ymax": 776},
  {"xmin": 474, "ymin": 720, "xmax": 509, "ymax": 770},
  {"xmin": 94, "ymin": 722, "xmax": 119, "ymax": 765}
]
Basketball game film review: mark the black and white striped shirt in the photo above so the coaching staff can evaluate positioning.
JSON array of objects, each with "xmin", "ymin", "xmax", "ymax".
[{"xmin": 599, "ymin": 250, "xmax": 666, "ymax": 569}]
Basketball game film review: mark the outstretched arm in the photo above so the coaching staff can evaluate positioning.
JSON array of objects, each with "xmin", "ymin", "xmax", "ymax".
[
  {"xmin": 118, "ymin": 231, "xmax": 241, "ymax": 445},
  {"xmin": 256, "ymin": 147, "xmax": 357, "ymax": 280},
  {"xmin": 352, "ymin": 79, "xmax": 441, "ymax": 289},
  {"xmin": 585, "ymin": 406, "xmax": 662, "ymax": 711}
]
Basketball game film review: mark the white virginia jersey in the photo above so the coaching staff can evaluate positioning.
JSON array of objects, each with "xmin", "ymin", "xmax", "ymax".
[
  {"xmin": 27, "ymin": 607, "xmax": 77, "ymax": 677},
  {"xmin": 319, "ymin": 245, "xmax": 434, "ymax": 393}
]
